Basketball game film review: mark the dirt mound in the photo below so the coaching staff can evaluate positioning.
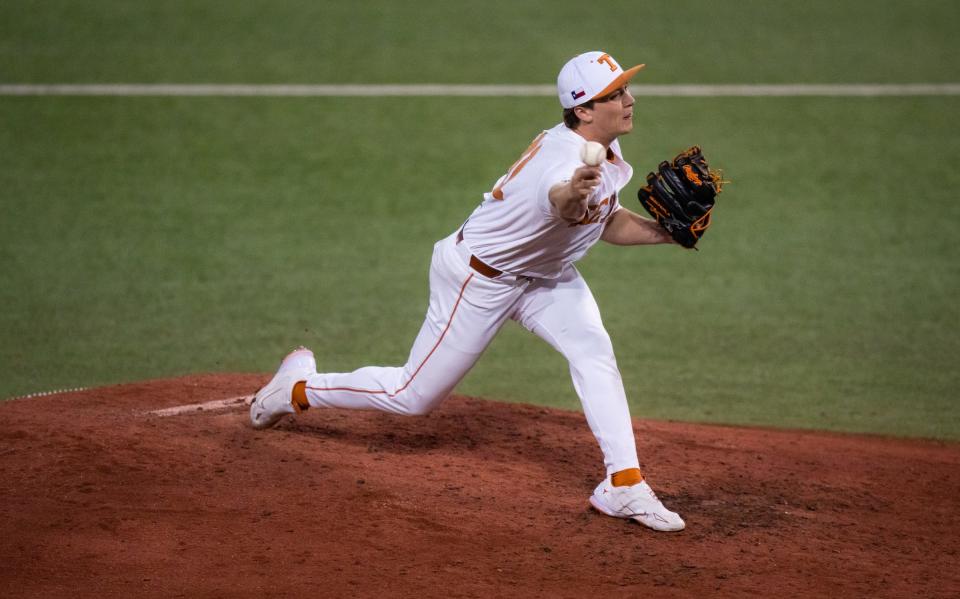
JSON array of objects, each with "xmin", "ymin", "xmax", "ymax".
[{"xmin": 1, "ymin": 374, "xmax": 958, "ymax": 598}]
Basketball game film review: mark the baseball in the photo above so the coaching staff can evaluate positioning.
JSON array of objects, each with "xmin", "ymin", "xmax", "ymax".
[{"xmin": 580, "ymin": 141, "xmax": 605, "ymax": 166}]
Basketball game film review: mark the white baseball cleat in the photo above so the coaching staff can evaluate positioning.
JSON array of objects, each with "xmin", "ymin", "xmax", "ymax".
[
  {"xmin": 589, "ymin": 477, "xmax": 686, "ymax": 532},
  {"xmin": 249, "ymin": 347, "xmax": 316, "ymax": 430}
]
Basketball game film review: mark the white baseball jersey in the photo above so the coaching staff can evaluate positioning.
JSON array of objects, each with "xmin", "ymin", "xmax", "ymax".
[
  {"xmin": 461, "ymin": 123, "xmax": 634, "ymax": 279},
  {"xmin": 264, "ymin": 49, "xmax": 690, "ymax": 527},
  {"xmin": 304, "ymin": 122, "xmax": 644, "ymax": 478}
]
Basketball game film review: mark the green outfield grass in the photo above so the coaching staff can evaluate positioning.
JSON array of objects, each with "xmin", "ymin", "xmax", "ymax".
[
  {"xmin": 2, "ymin": 94, "xmax": 958, "ymax": 440},
  {"xmin": 2, "ymin": 0, "xmax": 959, "ymax": 84},
  {"xmin": 2, "ymin": 0, "xmax": 959, "ymax": 439}
]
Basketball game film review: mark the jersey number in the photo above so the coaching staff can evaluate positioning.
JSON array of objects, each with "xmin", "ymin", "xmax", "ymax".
[{"xmin": 491, "ymin": 132, "xmax": 546, "ymax": 200}]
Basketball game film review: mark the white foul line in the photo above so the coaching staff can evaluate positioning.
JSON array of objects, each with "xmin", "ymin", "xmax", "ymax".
[
  {"xmin": 1, "ymin": 83, "xmax": 959, "ymax": 97},
  {"xmin": 6, "ymin": 386, "xmax": 90, "ymax": 400},
  {"xmin": 148, "ymin": 395, "xmax": 253, "ymax": 417},
  {"xmin": 5, "ymin": 387, "xmax": 252, "ymax": 417}
]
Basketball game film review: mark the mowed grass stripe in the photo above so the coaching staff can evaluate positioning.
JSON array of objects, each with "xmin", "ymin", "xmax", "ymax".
[{"xmin": 2, "ymin": 83, "xmax": 960, "ymax": 97}]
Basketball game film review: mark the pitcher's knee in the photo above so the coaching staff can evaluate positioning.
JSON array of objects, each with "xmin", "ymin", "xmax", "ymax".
[
  {"xmin": 565, "ymin": 328, "xmax": 616, "ymax": 365},
  {"xmin": 569, "ymin": 356, "xmax": 621, "ymax": 384},
  {"xmin": 392, "ymin": 388, "xmax": 448, "ymax": 416},
  {"xmin": 402, "ymin": 399, "xmax": 437, "ymax": 416}
]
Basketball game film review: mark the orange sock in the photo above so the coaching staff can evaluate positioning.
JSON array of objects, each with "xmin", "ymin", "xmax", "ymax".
[
  {"xmin": 611, "ymin": 468, "xmax": 643, "ymax": 487},
  {"xmin": 291, "ymin": 381, "xmax": 309, "ymax": 413}
]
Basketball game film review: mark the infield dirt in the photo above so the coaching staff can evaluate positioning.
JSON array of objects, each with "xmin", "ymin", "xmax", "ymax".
[{"xmin": 1, "ymin": 375, "xmax": 957, "ymax": 598}]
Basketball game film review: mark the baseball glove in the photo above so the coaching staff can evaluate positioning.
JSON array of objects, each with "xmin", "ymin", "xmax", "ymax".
[{"xmin": 637, "ymin": 146, "xmax": 724, "ymax": 249}]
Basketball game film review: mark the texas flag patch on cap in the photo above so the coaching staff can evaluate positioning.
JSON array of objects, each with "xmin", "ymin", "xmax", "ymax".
[{"xmin": 557, "ymin": 51, "xmax": 646, "ymax": 109}]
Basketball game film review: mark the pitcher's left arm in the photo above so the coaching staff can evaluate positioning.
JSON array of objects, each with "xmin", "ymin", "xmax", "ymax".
[{"xmin": 600, "ymin": 207, "xmax": 675, "ymax": 246}]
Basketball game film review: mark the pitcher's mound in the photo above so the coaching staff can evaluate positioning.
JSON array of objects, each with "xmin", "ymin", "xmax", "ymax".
[{"xmin": 1, "ymin": 374, "xmax": 957, "ymax": 598}]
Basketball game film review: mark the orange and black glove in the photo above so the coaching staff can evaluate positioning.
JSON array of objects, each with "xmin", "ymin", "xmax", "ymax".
[{"xmin": 637, "ymin": 146, "xmax": 724, "ymax": 249}]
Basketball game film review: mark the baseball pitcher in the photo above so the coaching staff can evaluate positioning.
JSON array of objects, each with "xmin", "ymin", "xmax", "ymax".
[{"xmin": 250, "ymin": 51, "xmax": 721, "ymax": 532}]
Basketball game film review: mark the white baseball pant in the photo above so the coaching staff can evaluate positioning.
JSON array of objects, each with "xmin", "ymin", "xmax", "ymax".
[{"xmin": 304, "ymin": 231, "xmax": 640, "ymax": 475}]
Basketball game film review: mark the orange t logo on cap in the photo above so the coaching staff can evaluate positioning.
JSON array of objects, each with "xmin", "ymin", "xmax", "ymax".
[{"xmin": 597, "ymin": 53, "xmax": 617, "ymax": 72}]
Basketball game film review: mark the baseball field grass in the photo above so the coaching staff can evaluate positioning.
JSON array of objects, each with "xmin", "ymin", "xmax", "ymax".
[
  {"xmin": 3, "ymin": 0, "xmax": 959, "ymax": 84},
  {"xmin": 2, "ymin": 0, "xmax": 959, "ymax": 440}
]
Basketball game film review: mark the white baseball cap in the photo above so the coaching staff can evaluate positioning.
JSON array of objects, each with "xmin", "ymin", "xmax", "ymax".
[{"xmin": 557, "ymin": 51, "xmax": 645, "ymax": 109}]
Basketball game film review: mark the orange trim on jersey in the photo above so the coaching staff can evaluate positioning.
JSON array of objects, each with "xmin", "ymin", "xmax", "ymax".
[
  {"xmin": 492, "ymin": 132, "xmax": 546, "ymax": 200},
  {"xmin": 306, "ymin": 272, "xmax": 475, "ymax": 398},
  {"xmin": 568, "ymin": 195, "xmax": 613, "ymax": 227}
]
